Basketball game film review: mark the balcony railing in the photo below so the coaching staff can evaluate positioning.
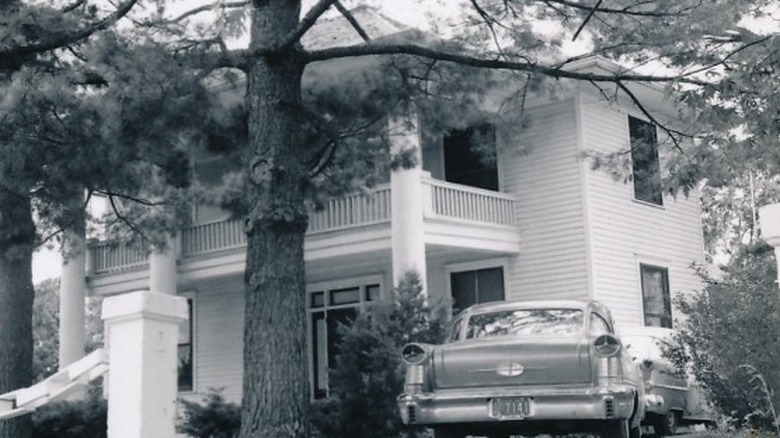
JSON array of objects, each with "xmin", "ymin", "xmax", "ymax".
[
  {"xmin": 425, "ymin": 178, "xmax": 516, "ymax": 226},
  {"xmin": 180, "ymin": 219, "xmax": 245, "ymax": 257},
  {"xmin": 89, "ymin": 180, "xmax": 516, "ymax": 275},
  {"xmin": 308, "ymin": 185, "xmax": 392, "ymax": 233},
  {"xmin": 90, "ymin": 241, "xmax": 149, "ymax": 275}
]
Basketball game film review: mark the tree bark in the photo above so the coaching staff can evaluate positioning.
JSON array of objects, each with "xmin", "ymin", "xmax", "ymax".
[
  {"xmin": 0, "ymin": 188, "xmax": 35, "ymax": 438},
  {"xmin": 240, "ymin": 1, "xmax": 310, "ymax": 437}
]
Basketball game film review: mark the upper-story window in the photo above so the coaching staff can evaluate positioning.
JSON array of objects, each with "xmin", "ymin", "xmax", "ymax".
[
  {"xmin": 629, "ymin": 116, "xmax": 662, "ymax": 205},
  {"xmin": 443, "ymin": 123, "xmax": 499, "ymax": 191},
  {"xmin": 640, "ymin": 264, "xmax": 672, "ymax": 328}
]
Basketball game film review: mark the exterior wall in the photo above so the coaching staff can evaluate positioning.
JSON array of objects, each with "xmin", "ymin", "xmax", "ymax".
[
  {"xmin": 577, "ymin": 93, "xmax": 706, "ymax": 328},
  {"xmin": 501, "ymin": 99, "xmax": 590, "ymax": 301},
  {"xmin": 186, "ymin": 279, "xmax": 245, "ymax": 404}
]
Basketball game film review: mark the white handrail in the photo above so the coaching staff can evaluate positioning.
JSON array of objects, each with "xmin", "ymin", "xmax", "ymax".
[{"xmin": 0, "ymin": 349, "xmax": 108, "ymax": 421}]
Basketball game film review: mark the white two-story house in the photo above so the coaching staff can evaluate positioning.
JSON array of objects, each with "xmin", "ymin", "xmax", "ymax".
[{"xmin": 59, "ymin": 8, "xmax": 706, "ymax": 403}]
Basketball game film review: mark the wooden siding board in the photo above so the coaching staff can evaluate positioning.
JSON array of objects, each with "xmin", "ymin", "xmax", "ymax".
[
  {"xmin": 503, "ymin": 99, "xmax": 589, "ymax": 302},
  {"xmin": 579, "ymin": 95, "xmax": 705, "ymax": 327},
  {"xmin": 193, "ymin": 286, "xmax": 245, "ymax": 404}
]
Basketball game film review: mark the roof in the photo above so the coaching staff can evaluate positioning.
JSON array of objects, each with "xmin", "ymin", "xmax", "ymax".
[{"xmin": 301, "ymin": 5, "xmax": 412, "ymax": 50}]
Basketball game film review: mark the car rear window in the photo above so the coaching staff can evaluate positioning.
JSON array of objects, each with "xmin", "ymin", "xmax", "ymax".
[{"xmin": 465, "ymin": 308, "xmax": 584, "ymax": 339}]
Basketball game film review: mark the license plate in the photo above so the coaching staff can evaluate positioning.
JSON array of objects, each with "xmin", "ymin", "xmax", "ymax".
[{"xmin": 490, "ymin": 397, "xmax": 532, "ymax": 419}]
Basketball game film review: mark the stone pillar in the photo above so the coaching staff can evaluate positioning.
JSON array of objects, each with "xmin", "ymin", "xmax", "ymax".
[
  {"xmin": 149, "ymin": 235, "xmax": 178, "ymax": 295},
  {"xmin": 59, "ymin": 228, "xmax": 86, "ymax": 368},
  {"xmin": 390, "ymin": 115, "xmax": 427, "ymax": 293},
  {"xmin": 759, "ymin": 203, "xmax": 780, "ymax": 283},
  {"xmin": 102, "ymin": 291, "xmax": 188, "ymax": 438}
]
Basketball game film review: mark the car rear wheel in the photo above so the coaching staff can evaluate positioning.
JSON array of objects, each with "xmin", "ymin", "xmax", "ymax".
[
  {"xmin": 432, "ymin": 426, "xmax": 466, "ymax": 438},
  {"xmin": 652, "ymin": 411, "xmax": 678, "ymax": 436}
]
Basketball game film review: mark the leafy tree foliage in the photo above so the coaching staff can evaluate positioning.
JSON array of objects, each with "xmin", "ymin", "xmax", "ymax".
[
  {"xmin": 3, "ymin": 1, "xmax": 779, "ymax": 437},
  {"xmin": 674, "ymin": 242, "xmax": 780, "ymax": 430},
  {"xmin": 312, "ymin": 271, "xmax": 448, "ymax": 438},
  {"xmin": 32, "ymin": 279, "xmax": 103, "ymax": 382}
]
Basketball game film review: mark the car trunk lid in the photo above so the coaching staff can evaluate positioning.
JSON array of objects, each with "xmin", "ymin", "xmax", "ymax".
[{"xmin": 433, "ymin": 336, "xmax": 592, "ymax": 389}]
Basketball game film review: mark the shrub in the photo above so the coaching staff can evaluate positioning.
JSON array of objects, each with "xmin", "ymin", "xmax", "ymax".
[
  {"xmin": 674, "ymin": 242, "xmax": 780, "ymax": 431},
  {"xmin": 177, "ymin": 389, "xmax": 241, "ymax": 438},
  {"xmin": 312, "ymin": 270, "xmax": 448, "ymax": 438},
  {"xmin": 31, "ymin": 383, "xmax": 107, "ymax": 438}
]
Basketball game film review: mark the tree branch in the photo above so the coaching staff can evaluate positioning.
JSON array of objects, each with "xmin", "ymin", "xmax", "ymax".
[
  {"xmin": 106, "ymin": 194, "xmax": 151, "ymax": 243},
  {"xmin": 162, "ymin": 1, "xmax": 248, "ymax": 24},
  {"xmin": 572, "ymin": 0, "xmax": 603, "ymax": 41},
  {"xmin": 61, "ymin": 0, "xmax": 86, "ymax": 14},
  {"xmin": 276, "ymin": 0, "xmax": 340, "ymax": 51},
  {"xmin": 0, "ymin": 0, "xmax": 140, "ymax": 57},
  {"xmin": 539, "ymin": 0, "xmax": 693, "ymax": 17},
  {"xmin": 304, "ymin": 42, "xmax": 711, "ymax": 86},
  {"xmin": 334, "ymin": 1, "xmax": 371, "ymax": 42}
]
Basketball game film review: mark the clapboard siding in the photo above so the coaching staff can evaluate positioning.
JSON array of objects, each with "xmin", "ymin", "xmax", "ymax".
[
  {"xmin": 579, "ymin": 94, "xmax": 705, "ymax": 328},
  {"xmin": 192, "ymin": 285, "xmax": 245, "ymax": 403},
  {"xmin": 502, "ymin": 99, "xmax": 589, "ymax": 301}
]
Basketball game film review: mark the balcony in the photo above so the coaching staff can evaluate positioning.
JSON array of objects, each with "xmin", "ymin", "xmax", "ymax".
[{"xmin": 88, "ymin": 178, "xmax": 518, "ymax": 276}]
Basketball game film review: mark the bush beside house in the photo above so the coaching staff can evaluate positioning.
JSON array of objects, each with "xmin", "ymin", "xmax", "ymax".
[
  {"xmin": 312, "ymin": 270, "xmax": 448, "ymax": 438},
  {"xmin": 674, "ymin": 242, "xmax": 780, "ymax": 432}
]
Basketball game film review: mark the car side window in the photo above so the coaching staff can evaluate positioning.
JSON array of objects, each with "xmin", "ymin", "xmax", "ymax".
[
  {"xmin": 589, "ymin": 313, "xmax": 611, "ymax": 336},
  {"xmin": 448, "ymin": 317, "xmax": 463, "ymax": 342}
]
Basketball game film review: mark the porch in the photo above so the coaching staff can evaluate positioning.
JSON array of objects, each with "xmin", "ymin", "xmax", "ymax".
[{"xmin": 85, "ymin": 175, "xmax": 520, "ymax": 295}]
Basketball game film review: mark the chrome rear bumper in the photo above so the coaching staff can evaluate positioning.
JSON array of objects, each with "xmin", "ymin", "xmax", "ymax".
[{"xmin": 398, "ymin": 384, "xmax": 637, "ymax": 425}]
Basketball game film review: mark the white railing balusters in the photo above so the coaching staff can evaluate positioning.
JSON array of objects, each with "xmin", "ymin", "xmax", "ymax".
[{"xmin": 90, "ymin": 181, "xmax": 516, "ymax": 274}]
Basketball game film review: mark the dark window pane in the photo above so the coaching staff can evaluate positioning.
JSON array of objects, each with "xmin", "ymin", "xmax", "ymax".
[
  {"xmin": 365, "ymin": 284, "xmax": 380, "ymax": 302},
  {"xmin": 326, "ymin": 308, "xmax": 358, "ymax": 368},
  {"xmin": 477, "ymin": 267, "xmax": 504, "ymax": 304},
  {"xmin": 177, "ymin": 345, "xmax": 193, "ymax": 391},
  {"xmin": 311, "ymin": 312, "xmax": 327, "ymax": 398},
  {"xmin": 444, "ymin": 124, "xmax": 499, "ymax": 191},
  {"xmin": 641, "ymin": 264, "xmax": 672, "ymax": 328},
  {"xmin": 311, "ymin": 291, "xmax": 325, "ymax": 308},
  {"xmin": 451, "ymin": 267, "xmax": 505, "ymax": 312},
  {"xmin": 451, "ymin": 270, "xmax": 477, "ymax": 312},
  {"xmin": 330, "ymin": 287, "xmax": 360, "ymax": 305},
  {"xmin": 630, "ymin": 116, "xmax": 662, "ymax": 205},
  {"xmin": 178, "ymin": 299, "xmax": 193, "ymax": 391}
]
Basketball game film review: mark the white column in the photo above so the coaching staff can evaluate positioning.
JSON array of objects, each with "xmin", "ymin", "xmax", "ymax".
[
  {"xmin": 149, "ymin": 235, "xmax": 178, "ymax": 295},
  {"xmin": 390, "ymin": 115, "xmax": 428, "ymax": 293},
  {"xmin": 59, "ymin": 229, "xmax": 86, "ymax": 368},
  {"xmin": 102, "ymin": 291, "xmax": 188, "ymax": 438},
  {"xmin": 759, "ymin": 203, "xmax": 780, "ymax": 283}
]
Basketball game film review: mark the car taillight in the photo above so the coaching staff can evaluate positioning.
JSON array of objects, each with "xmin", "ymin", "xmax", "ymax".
[
  {"xmin": 594, "ymin": 335, "xmax": 623, "ymax": 385},
  {"xmin": 401, "ymin": 343, "xmax": 429, "ymax": 364},
  {"xmin": 593, "ymin": 334, "xmax": 621, "ymax": 357},
  {"xmin": 401, "ymin": 343, "xmax": 431, "ymax": 394}
]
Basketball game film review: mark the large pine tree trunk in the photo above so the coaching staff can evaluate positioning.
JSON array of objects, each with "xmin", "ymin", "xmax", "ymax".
[
  {"xmin": 240, "ymin": 1, "xmax": 310, "ymax": 437},
  {"xmin": 0, "ymin": 190, "xmax": 35, "ymax": 438}
]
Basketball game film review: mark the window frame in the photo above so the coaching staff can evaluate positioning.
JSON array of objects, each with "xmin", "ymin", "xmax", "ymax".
[
  {"xmin": 177, "ymin": 292, "xmax": 196, "ymax": 393},
  {"xmin": 445, "ymin": 258, "xmax": 510, "ymax": 312},
  {"xmin": 628, "ymin": 116, "xmax": 663, "ymax": 206},
  {"xmin": 306, "ymin": 275, "xmax": 384, "ymax": 399},
  {"xmin": 639, "ymin": 264, "xmax": 673, "ymax": 328}
]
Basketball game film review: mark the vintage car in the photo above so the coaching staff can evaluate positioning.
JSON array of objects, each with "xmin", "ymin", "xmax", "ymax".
[
  {"xmin": 620, "ymin": 326, "xmax": 717, "ymax": 436},
  {"xmin": 397, "ymin": 299, "xmax": 645, "ymax": 438}
]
